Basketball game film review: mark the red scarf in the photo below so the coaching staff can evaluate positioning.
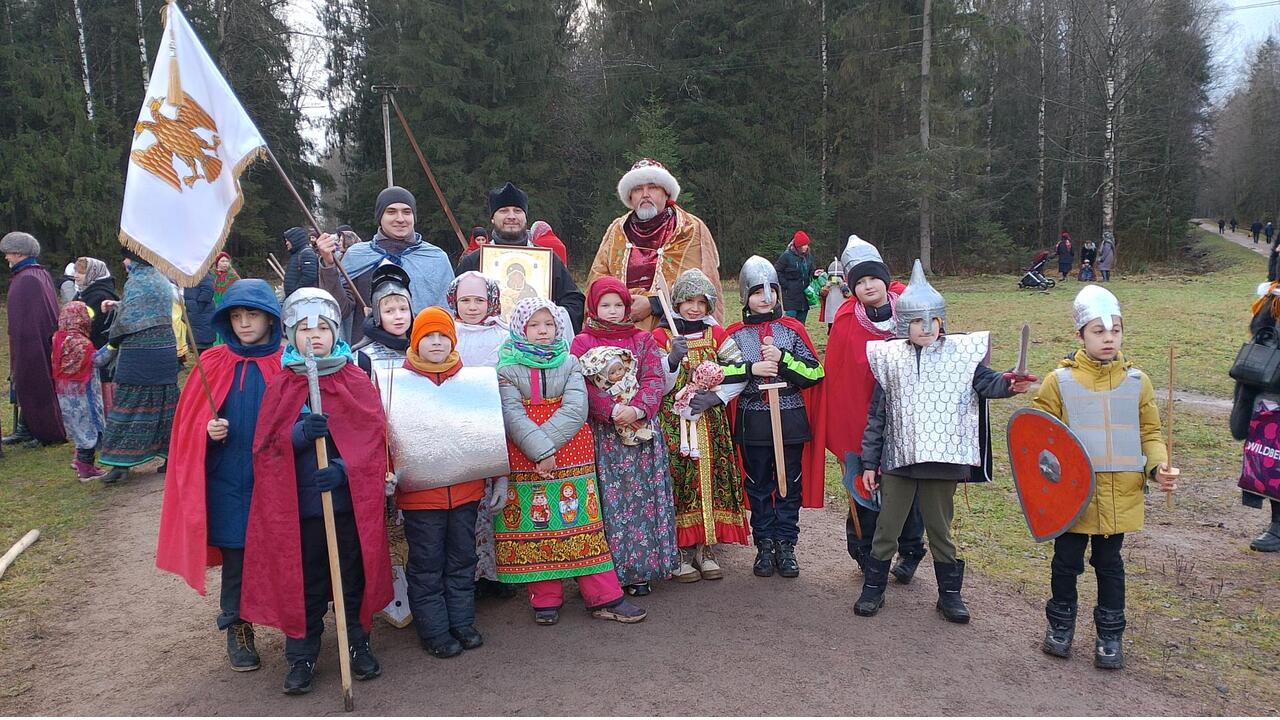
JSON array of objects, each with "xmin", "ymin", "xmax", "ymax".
[
  {"xmin": 622, "ymin": 202, "xmax": 678, "ymax": 290},
  {"xmin": 583, "ymin": 276, "xmax": 644, "ymax": 340},
  {"xmin": 853, "ymin": 291, "xmax": 899, "ymax": 338},
  {"xmin": 52, "ymin": 302, "xmax": 94, "ymax": 383}
]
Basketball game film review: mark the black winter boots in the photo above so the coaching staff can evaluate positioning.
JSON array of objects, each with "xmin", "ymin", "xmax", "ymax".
[
  {"xmin": 283, "ymin": 660, "xmax": 315, "ymax": 695},
  {"xmin": 1041, "ymin": 600, "xmax": 1077, "ymax": 658},
  {"xmin": 934, "ymin": 560, "xmax": 970, "ymax": 624},
  {"xmin": 1250, "ymin": 521, "xmax": 1280, "ymax": 552},
  {"xmin": 349, "ymin": 638, "xmax": 382, "ymax": 680},
  {"xmin": 776, "ymin": 541, "xmax": 800, "ymax": 578},
  {"xmin": 1093, "ymin": 607, "xmax": 1126, "ymax": 670},
  {"xmin": 854, "ymin": 557, "xmax": 891, "ymax": 616},
  {"xmin": 753, "ymin": 539, "xmax": 777, "ymax": 577},
  {"xmin": 891, "ymin": 549, "xmax": 927, "ymax": 584}
]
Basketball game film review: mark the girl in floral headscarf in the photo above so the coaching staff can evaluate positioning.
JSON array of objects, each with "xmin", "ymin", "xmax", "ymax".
[
  {"xmin": 494, "ymin": 297, "xmax": 646, "ymax": 625},
  {"xmin": 447, "ymin": 270, "xmax": 511, "ymax": 597},
  {"xmin": 571, "ymin": 277, "xmax": 678, "ymax": 597},
  {"xmin": 53, "ymin": 301, "xmax": 106, "ymax": 479},
  {"xmin": 212, "ymin": 251, "xmax": 241, "ymax": 305}
]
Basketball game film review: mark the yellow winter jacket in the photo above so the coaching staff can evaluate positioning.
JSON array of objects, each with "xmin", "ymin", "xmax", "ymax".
[{"xmin": 1030, "ymin": 350, "xmax": 1167, "ymax": 536}]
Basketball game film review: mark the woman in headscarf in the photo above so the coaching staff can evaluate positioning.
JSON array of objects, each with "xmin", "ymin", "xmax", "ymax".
[
  {"xmin": 73, "ymin": 257, "xmax": 119, "ymax": 405},
  {"xmin": 96, "ymin": 249, "xmax": 181, "ymax": 483},
  {"xmin": 212, "ymin": 251, "xmax": 241, "ymax": 306}
]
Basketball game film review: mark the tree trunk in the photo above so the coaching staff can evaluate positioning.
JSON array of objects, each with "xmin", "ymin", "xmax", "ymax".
[
  {"xmin": 919, "ymin": 0, "xmax": 933, "ymax": 271},
  {"xmin": 135, "ymin": 0, "xmax": 149, "ymax": 90},
  {"xmin": 820, "ymin": 0, "xmax": 829, "ymax": 199},
  {"xmin": 71, "ymin": 0, "xmax": 94, "ymax": 120},
  {"xmin": 1101, "ymin": 0, "xmax": 1118, "ymax": 239},
  {"xmin": 1035, "ymin": 0, "xmax": 1046, "ymax": 246}
]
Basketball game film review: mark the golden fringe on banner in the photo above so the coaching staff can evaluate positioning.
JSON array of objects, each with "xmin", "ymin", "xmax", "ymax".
[{"xmin": 118, "ymin": 146, "xmax": 266, "ymax": 288}]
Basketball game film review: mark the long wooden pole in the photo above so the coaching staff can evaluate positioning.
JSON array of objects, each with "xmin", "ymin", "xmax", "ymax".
[
  {"xmin": 266, "ymin": 252, "xmax": 287, "ymax": 281},
  {"xmin": 0, "ymin": 529, "xmax": 40, "ymax": 580},
  {"xmin": 303, "ymin": 348, "xmax": 355, "ymax": 712},
  {"xmin": 387, "ymin": 93, "xmax": 468, "ymax": 252},
  {"xmin": 178, "ymin": 294, "xmax": 218, "ymax": 418},
  {"xmin": 263, "ymin": 147, "xmax": 368, "ymax": 317},
  {"xmin": 1165, "ymin": 345, "xmax": 1176, "ymax": 510}
]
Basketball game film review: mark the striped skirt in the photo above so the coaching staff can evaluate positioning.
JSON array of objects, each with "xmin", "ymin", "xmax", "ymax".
[{"xmin": 99, "ymin": 383, "xmax": 179, "ymax": 468}]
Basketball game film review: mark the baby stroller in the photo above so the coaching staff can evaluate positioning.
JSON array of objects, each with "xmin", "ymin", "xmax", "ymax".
[{"xmin": 1018, "ymin": 250, "xmax": 1056, "ymax": 290}]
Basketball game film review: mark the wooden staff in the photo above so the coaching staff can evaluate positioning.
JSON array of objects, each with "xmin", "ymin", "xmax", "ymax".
[
  {"xmin": 840, "ymin": 459, "xmax": 863, "ymax": 540},
  {"xmin": 264, "ymin": 147, "xmax": 369, "ymax": 318},
  {"xmin": 387, "ymin": 93, "xmax": 468, "ymax": 253},
  {"xmin": 178, "ymin": 293, "xmax": 218, "ymax": 418},
  {"xmin": 0, "ymin": 529, "xmax": 40, "ymax": 580},
  {"xmin": 303, "ymin": 346, "xmax": 355, "ymax": 712},
  {"xmin": 266, "ymin": 252, "xmax": 287, "ymax": 281},
  {"xmin": 652, "ymin": 270, "xmax": 680, "ymax": 328},
  {"xmin": 1165, "ymin": 345, "xmax": 1178, "ymax": 510}
]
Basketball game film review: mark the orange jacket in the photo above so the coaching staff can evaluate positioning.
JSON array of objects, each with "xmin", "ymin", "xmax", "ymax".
[{"xmin": 398, "ymin": 478, "xmax": 487, "ymax": 511}]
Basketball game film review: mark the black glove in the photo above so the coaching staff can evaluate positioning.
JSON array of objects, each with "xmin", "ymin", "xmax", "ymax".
[
  {"xmin": 667, "ymin": 336, "xmax": 689, "ymax": 372},
  {"xmin": 688, "ymin": 390, "xmax": 722, "ymax": 414},
  {"xmin": 313, "ymin": 463, "xmax": 347, "ymax": 492},
  {"xmin": 300, "ymin": 412, "xmax": 329, "ymax": 442}
]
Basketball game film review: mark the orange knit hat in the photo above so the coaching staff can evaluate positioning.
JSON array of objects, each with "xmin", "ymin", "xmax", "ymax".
[{"xmin": 410, "ymin": 306, "xmax": 457, "ymax": 350}]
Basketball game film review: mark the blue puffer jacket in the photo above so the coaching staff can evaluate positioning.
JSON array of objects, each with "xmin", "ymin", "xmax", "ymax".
[{"xmin": 205, "ymin": 280, "xmax": 283, "ymax": 548}]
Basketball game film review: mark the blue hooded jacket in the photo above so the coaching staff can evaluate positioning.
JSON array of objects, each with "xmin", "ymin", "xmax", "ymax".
[{"xmin": 205, "ymin": 280, "xmax": 283, "ymax": 548}]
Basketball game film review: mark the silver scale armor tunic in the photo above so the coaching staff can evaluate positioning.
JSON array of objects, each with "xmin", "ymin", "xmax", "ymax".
[
  {"xmin": 867, "ymin": 332, "xmax": 990, "ymax": 472},
  {"xmin": 1054, "ymin": 366, "xmax": 1146, "ymax": 472}
]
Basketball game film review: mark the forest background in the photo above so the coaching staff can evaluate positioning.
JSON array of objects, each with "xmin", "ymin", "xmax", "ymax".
[{"xmin": 0, "ymin": 0, "xmax": 1272, "ymax": 278}]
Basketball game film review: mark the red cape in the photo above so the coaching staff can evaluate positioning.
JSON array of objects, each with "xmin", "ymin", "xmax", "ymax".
[
  {"xmin": 805, "ymin": 281, "xmax": 907, "ymax": 486},
  {"xmin": 724, "ymin": 315, "xmax": 824, "ymax": 509},
  {"xmin": 154, "ymin": 345, "xmax": 283, "ymax": 594},
  {"xmin": 239, "ymin": 363, "xmax": 392, "ymax": 639}
]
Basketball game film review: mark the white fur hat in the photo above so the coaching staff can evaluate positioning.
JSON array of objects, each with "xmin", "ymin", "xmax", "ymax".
[{"xmin": 617, "ymin": 158, "xmax": 681, "ymax": 209}]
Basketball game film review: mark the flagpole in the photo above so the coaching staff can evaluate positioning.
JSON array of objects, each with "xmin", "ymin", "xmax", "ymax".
[
  {"xmin": 178, "ymin": 293, "xmax": 218, "ymax": 418},
  {"xmin": 387, "ymin": 93, "xmax": 468, "ymax": 253},
  {"xmin": 263, "ymin": 147, "xmax": 369, "ymax": 316}
]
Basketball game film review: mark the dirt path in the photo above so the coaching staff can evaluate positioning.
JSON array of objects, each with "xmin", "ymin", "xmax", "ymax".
[
  {"xmin": 1193, "ymin": 219, "xmax": 1269, "ymax": 258},
  {"xmin": 0, "ymin": 470, "xmax": 1215, "ymax": 717}
]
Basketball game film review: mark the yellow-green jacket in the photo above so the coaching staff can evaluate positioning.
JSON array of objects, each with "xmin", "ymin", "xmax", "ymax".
[{"xmin": 1030, "ymin": 350, "xmax": 1167, "ymax": 535}]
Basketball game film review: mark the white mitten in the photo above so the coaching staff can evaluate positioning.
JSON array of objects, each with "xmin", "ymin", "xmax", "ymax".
[{"xmin": 490, "ymin": 477, "xmax": 510, "ymax": 510}]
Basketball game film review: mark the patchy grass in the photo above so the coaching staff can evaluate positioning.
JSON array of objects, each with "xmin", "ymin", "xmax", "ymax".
[{"xmin": 0, "ymin": 315, "xmax": 106, "ymax": 652}]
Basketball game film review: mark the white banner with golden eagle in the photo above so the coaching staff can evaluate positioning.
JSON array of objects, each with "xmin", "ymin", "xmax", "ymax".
[{"xmin": 119, "ymin": 1, "xmax": 265, "ymax": 286}]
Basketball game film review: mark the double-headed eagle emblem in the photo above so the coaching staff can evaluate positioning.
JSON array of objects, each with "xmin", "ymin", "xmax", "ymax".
[{"xmin": 131, "ymin": 92, "xmax": 223, "ymax": 191}]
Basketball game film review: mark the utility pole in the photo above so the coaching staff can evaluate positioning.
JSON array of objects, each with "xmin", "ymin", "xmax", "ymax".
[{"xmin": 372, "ymin": 84, "xmax": 397, "ymax": 188}]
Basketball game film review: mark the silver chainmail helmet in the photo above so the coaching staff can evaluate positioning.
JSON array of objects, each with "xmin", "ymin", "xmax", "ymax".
[
  {"xmin": 894, "ymin": 259, "xmax": 946, "ymax": 338},
  {"xmin": 738, "ymin": 254, "xmax": 779, "ymax": 306},
  {"xmin": 282, "ymin": 287, "xmax": 342, "ymax": 340}
]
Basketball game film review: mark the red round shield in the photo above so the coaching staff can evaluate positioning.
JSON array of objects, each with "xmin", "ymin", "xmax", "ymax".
[{"xmin": 1006, "ymin": 408, "xmax": 1096, "ymax": 542}]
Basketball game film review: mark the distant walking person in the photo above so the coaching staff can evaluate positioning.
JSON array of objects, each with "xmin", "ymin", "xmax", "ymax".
[
  {"xmin": 1055, "ymin": 232, "xmax": 1074, "ymax": 281},
  {"xmin": 1231, "ymin": 218, "xmax": 1238, "ymax": 233},
  {"xmin": 1097, "ymin": 232, "xmax": 1116, "ymax": 282},
  {"xmin": 1266, "ymin": 222, "xmax": 1275, "ymax": 248},
  {"xmin": 1252, "ymin": 220, "xmax": 1263, "ymax": 244},
  {"xmin": 1218, "ymin": 218, "xmax": 1226, "ymax": 235}
]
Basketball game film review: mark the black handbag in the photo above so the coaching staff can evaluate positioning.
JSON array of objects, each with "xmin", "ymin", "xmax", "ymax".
[{"xmin": 1230, "ymin": 325, "xmax": 1280, "ymax": 389}]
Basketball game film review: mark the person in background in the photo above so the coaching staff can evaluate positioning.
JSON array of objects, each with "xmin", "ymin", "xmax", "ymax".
[
  {"xmin": 2, "ymin": 231, "xmax": 65, "ymax": 447},
  {"xmin": 184, "ymin": 271, "xmax": 217, "ymax": 353},
  {"xmin": 212, "ymin": 251, "xmax": 241, "ymax": 306},
  {"xmin": 775, "ymin": 230, "xmax": 815, "ymax": 324},
  {"xmin": 1055, "ymin": 231, "xmax": 1074, "ymax": 281},
  {"xmin": 59, "ymin": 263, "xmax": 79, "ymax": 304}
]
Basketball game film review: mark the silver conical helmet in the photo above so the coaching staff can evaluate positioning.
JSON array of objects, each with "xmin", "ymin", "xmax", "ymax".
[
  {"xmin": 894, "ymin": 259, "xmax": 946, "ymax": 337},
  {"xmin": 840, "ymin": 235, "xmax": 883, "ymax": 276},
  {"xmin": 738, "ymin": 255, "xmax": 779, "ymax": 306}
]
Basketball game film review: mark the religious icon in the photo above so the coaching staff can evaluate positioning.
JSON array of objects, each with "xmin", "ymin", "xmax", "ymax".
[{"xmin": 479, "ymin": 245, "xmax": 553, "ymax": 323}]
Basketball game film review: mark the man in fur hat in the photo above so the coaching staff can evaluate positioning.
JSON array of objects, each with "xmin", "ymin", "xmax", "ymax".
[
  {"xmin": 2, "ymin": 231, "xmax": 64, "ymax": 446},
  {"xmin": 589, "ymin": 159, "xmax": 724, "ymax": 330}
]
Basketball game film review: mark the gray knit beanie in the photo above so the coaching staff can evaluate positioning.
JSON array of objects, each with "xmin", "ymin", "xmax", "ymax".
[{"xmin": 0, "ymin": 232, "xmax": 40, "ymax": 257}]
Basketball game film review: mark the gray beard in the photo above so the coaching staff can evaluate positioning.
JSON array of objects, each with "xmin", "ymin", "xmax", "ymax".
[{"xmin": 634, "ymin": 205, "xmax": 659, "ymax": 221}]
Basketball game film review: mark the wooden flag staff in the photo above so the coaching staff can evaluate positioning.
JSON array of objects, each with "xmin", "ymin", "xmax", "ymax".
[
  {"xmin": 263, "ymin": 147, "xmax": 368, "ymax": 317},
  {"xmin": 387, "ymin": 93, "xmax": 469, "ymax": 253},
  {"xmin": 1165, "ymin": 346, "xmax": 1178, "ymax": 510}
]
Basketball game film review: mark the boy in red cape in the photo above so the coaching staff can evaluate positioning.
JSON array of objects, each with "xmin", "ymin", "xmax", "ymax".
[
  {"xmin": 718, "ymin": 256, "xmax": 824, "ymax": 579},
  {"xmin": 804, "ymin": 236, "xmax": 928, "ymax": 581},
  {"xmin": 240, "ymin": 288, "xmax": 392, "ymax": 696},
  {"xmin": 156, "ymin": 279, "xmax": 283, "ymax": 672}
]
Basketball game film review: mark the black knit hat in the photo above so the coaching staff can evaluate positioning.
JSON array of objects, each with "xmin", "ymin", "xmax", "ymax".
[
  {"xmin": 282, "ymin": 226, "xmax": 309, "ymax": 250},
  {"xmin": 487, "ymin": 182, "xmax": 528, "ymax": 216},
  {"xmin": 375, "ymin": 186, "xmax": 417, "ymax": 226},
  {"xmin": 847, "ymin": 260, "xmax": 891, "ymax": 287}
]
